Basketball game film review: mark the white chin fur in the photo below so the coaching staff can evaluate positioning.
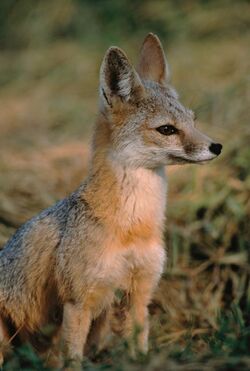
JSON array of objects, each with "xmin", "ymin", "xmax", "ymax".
[
  {"xmin": 190, "ymin": 148, "xmax": 217, "ymax": 162},
  {"xmin": 167, "ymin": 148, "xmax": 217, "ymax": 165}
]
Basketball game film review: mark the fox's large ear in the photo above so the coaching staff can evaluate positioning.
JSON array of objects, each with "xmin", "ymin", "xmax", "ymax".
[
  {"xmin": 100, "ymin": 47, "xmax": 144, "ymax": 108},
  {"xmin": 137, "ymin": 33, "xmax": 170, "ymax": 85}
]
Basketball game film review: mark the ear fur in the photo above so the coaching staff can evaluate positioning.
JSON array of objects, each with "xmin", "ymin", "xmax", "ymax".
[
  {"xmin": 137, "ymin": 33, "xmax": 170, "ymax": 85},
  {"xmin": 100, "ymin": 47, "xmax": 144, "ymax": 108}
]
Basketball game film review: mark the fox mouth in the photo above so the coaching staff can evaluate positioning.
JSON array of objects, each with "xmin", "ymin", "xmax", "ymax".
[{"xmin": 169, "ymin": 154, "xmax": 215, "ymax": 164}]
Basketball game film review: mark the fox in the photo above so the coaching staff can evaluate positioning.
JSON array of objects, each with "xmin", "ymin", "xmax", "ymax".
[{"xmin": 0, "ymin": 33, "xmax": 222, "ymax": 368}]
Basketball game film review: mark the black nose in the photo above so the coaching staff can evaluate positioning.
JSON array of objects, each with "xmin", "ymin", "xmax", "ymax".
[{"xmin": 209, "ymin": 142, "xmax": 222, "ymax": 156}]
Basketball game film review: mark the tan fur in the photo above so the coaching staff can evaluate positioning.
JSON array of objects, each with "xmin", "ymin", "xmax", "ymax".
[{"xmin": 0, "ymin": 33, "xmax": 222, "ymax": 367}]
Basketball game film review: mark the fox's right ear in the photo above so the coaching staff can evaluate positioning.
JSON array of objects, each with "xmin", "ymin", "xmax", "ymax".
[
  {"xmin": 100, "ymin": 47, "xmax": 144, "ymax": 109},
  {"xmin": 137, "ymin": 33, "xmax": 170, "ymax": 85}
]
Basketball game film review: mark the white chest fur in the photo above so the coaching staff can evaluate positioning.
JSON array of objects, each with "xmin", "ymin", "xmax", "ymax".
[
  {"xmin": 74, "ymin": 164, "xmax": 168, "ymax": 315},
  {"xmin": 111, "ymin": 164, "xmax": 167, "ymax": 230}
]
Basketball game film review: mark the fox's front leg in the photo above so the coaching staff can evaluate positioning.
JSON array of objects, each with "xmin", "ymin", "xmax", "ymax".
[
  {"xmin": 129, "ymin": 278, "xmax": 153, "ymax": 354},
  {"xmin": 127, "ymin": 296, "xmax": 149, "ymax": 354},
  {"xmin": 114, "ymin": 276, "xmax": 157, "ymax": 355},
  {"xmin": 85, "ymin": 308, "xmax": 112, "ymax": 356},
  {"xmin": 61, "ymin": 302, "xmax": 91, "ymax": 368}
]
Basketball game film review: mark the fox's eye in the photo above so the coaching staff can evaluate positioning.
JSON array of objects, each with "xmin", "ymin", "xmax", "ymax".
[{"xmin": 156, "ymin": 125, "xmax": 178, "ymax": 136}]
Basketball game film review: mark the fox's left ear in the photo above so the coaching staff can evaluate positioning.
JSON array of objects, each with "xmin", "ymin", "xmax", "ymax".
[
  {"xmin": 100, "ymin": 47, "xmax": 144, "ymax": 109},
  {"xmin": 137, "ymin": 33, "xmax": 170, "ymax": 85}
]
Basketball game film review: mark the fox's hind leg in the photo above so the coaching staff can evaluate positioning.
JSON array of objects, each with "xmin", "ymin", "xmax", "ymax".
[{"xmin": 0, "ymin": 315, "xmax": 10, "ymax": 367}]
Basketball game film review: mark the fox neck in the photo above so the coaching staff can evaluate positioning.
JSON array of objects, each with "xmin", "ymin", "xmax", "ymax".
[{"xmin": 83, "ymin": 115, "xmax": 167, "ymax": 244}]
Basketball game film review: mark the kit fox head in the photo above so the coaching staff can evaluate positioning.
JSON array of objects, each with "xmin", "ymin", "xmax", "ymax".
[{"xmin": 98, "ymin": 33, "xmax": 222, "ymax": 168}]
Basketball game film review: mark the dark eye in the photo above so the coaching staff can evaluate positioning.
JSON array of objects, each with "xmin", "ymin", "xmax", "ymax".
[{"xmin": 156, "ymin": 125, "xmax": 178, "ymax": 136}]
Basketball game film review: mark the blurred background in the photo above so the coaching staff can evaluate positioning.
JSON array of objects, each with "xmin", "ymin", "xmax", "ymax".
[{"xmin": 0, "ymin": 0, "xmax": 249, "ymax": 369}]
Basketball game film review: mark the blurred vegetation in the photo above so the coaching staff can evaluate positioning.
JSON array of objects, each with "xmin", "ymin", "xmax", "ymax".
[
  {"xmin": 0, "ymin": 0, "xmax": 249, "ymax": 369},
  {"xmin": 0, "ymin": 0, "xmax": 250, "ymax": 49}
]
